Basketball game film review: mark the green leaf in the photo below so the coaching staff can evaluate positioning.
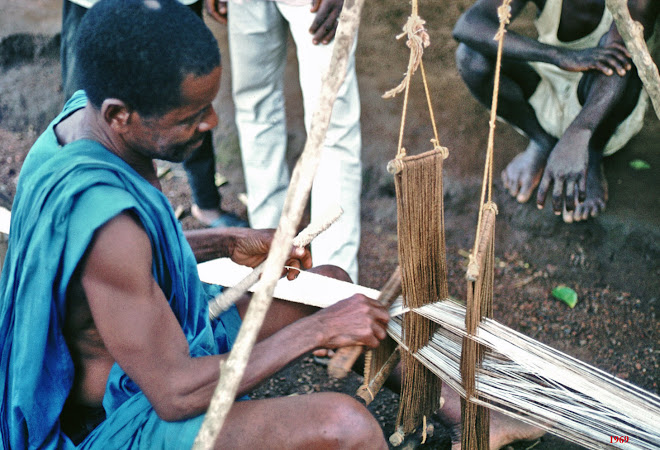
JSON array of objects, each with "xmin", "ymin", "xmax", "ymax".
[
  {"xmin": 552, "ymin": 285, "xmax": 578, "ymax": 308},
  {"xmin": 629, "ymin": 159, "xmax": 651, "ymax": 170}
]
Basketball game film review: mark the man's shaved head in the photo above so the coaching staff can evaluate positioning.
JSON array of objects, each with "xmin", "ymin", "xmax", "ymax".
[{"xmin": 76, "ymin": 0, "xmax": 221, "ymax": 117}]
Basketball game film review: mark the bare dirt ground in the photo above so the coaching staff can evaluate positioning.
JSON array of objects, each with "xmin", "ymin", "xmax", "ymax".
[{"xmin": 0, "ymin": 0, "xmax": 658, "ymax": 448}]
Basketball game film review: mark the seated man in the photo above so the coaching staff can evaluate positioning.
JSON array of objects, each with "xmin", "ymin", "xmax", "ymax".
[
  {"xmin": 0, "ymin": 1, "xmax": 388, "ymax": 447},
  {"xmin": 453, "ymin": 0, "xmax": 658, "ymax": 222},
  {"xmin": 0, "ymin": 0, "xmax": 543, "ymax": 448}
]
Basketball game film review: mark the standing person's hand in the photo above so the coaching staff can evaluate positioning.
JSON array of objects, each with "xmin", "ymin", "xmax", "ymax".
[
  {"xmin": 205, "ymin": 0, "xmax": 228, "ymax": 23},
  {"xmin": 309, "ymin": 0, "xmax": 343, "ymax": 45}
]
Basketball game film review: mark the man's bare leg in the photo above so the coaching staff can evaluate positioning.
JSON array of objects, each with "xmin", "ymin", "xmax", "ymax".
[
  {"xmin": 455, "ymin": 43, "xmax": 557, "ymax": 204},
  {"xmin": 383, "ymin": 366, "xmax": 545, "ymax": 448},
  {"xmin": 214, "ymin": 392, "xmax": 387, "ymax": 449}
]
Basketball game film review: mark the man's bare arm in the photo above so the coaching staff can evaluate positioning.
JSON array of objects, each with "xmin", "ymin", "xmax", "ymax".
[
  {"xmin": 453, "ymin": 0, "xmax": 631, "ymax": 75},
  {"xmin": 81, "ymin": 213, "xmax": 387, "ymax": 421},
  {"xmin": 184, "ymin": 226, "xmax": 312, "ymax": 279}
]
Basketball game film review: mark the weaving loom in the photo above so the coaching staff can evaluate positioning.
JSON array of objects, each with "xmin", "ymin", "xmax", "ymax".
[
  {"xmin": 350, "ymin": 0, "xmax": 660, "ymax": 448},
  {"xmin": 195, "ymin": 0, "xmax": 660, "ymax": 448}
]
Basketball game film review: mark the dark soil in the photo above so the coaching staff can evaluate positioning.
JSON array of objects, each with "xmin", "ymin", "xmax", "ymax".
[{"xmin": 0, "ymin": 1, "xmax": 658, "ymax": 448}]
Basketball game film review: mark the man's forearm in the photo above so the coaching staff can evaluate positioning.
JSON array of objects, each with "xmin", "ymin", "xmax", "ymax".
[
  {"xmin": 185, "ymin": 228, "xmax": 240, "ymax": 262},
  {"xmin": 571, "ymin": 69, "xmax": 641, "ymax": 133},
  {"xmin": 161, "ymin": 315, "xmax": 322, "ymax": 421}
]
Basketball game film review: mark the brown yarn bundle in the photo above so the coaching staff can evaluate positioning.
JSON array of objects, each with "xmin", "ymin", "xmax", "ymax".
[
  {"xmin": 461, "ymin": 204, "xmax": 497, "ymax": 449},
  {"xmin": 392, "ymin": 148, "xmax": 448, "ymax": 434}
]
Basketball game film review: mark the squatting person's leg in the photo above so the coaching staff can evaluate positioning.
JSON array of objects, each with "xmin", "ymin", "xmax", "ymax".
[{"xmin": 455, "ymin": 43, "xmax": 557, "ymax": 203}]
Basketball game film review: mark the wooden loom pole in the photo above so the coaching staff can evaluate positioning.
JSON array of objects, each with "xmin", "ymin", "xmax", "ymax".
[
  {"xmin": 191, "ymin": 1, "xmax": 366, "ymax": 446},
  {"xmin": 606, "ymin": 0, "xmax": 660, "ymax": 120},
  {"xmin": 356, "ymin": 346, "xmax": 401, "ymax": 405}
]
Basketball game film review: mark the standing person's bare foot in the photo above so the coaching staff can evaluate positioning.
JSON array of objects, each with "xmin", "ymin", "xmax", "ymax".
[
  {"xmin": 562, "ymin": 151, "xmax": 608, "ymax": 223},
  {"xmin": 191, "ymin": 204, "xmax": 249, "ymax": 228},
  {"xmin": 501, "ymin": 139, "xmax": 555, "ymax": 203}
]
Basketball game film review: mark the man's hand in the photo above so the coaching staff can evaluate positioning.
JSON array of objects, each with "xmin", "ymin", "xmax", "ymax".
[
  {"xmin": 312, "ymin": 294, "xmax": 390, "ymax": 349},
  {"xmin": 231, "ymin": 229, "xmax": 313, "ymax": 280},
  {"xmin": 536, "ymin": 127, "xmax": 591, "ymax": 214},
  {"xmin": 309, "ymin": 0, "xmax": 343, "ymax": 45},
  {"xmin": 557, "ymin": 44, "xmax": 632, "ymax": 76},
  {"xmin": 205, "ymin": 0, "xmax": 228, "ymax": 24}
]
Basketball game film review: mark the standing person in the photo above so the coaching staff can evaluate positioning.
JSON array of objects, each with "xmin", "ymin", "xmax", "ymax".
[
  {"xmin": 205, "ymin": 0, "xmax": 362, "ymax": 282},
  {"xmin": 60, "ymin": 0, "xmax": 248, "ymax": 228},
  {"xmin": 453, "ymin": 0, "xmax": 659, "ymax": 223}
]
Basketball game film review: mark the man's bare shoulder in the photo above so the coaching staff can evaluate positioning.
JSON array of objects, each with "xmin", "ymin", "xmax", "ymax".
[{"xmin": 81, "ymin": 212, "xmax": 155, "ymax": 304}]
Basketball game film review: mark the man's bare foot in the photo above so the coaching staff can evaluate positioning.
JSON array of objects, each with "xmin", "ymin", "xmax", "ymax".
[
  {"xmin": 191, "ymin": 204, "xmax": 249, "ymax": 228},
  {"xmin": 447, "ymin": 414, "xmax": 546, "ymax": 450},
  {"xmin": 501, "ymin": 140, "xmax": 553, "ymax": 203},
  {"xmin": 562, "ymin": 154, "xmax": 607, "ymax": 223},
  {"xmin": 437, "ymin": 385, "xmax": 546, "ymax": 450}
]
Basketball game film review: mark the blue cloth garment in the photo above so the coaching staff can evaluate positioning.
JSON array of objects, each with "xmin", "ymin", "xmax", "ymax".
[{"xmin": 0, "ymin": 91, "xmax": 241, "ymax": 449}]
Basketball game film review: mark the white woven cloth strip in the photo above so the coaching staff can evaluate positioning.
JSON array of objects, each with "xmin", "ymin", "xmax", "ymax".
[
  {"xmin": 197, "ymin": 257, "xmax": 381, "ymax": 309},
  {"xmin": 0, "ymin": 207, "xmax": 11, "ymax": 235}
]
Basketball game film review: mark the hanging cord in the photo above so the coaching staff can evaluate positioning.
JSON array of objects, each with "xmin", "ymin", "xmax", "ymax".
[
  {"xmin": 469, "ymin": 0, "xmax": 511, "ymax": 272},
  {"xmin": 420, "ymin": 59, "xmax": 445, "ymax": 157},
  {"xmin": 382, "ymin": 0, "xmax": 445, "ymax": 160}
]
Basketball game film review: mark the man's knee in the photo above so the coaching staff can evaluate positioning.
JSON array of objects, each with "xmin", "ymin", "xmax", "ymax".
[
  {"xmin": 455, "ymin": 43, "xmax": 493, "ymax": 85},
  {"xmin": 309, "ymin": 264, "xmax": 352, "ymax": 283},
  {"xmin": 320, "ymin": 393, "xmax": 386, "ymax": 448}
]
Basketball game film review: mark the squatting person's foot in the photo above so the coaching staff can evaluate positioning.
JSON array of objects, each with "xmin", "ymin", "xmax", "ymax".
[{"xmin": 501, "ymin": 140, "xmax": 552, "ymax": 203}]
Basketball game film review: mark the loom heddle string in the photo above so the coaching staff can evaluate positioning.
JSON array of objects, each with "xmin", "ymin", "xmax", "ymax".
[
  {"xmin": 460, "ymin": 1, "xmax": 511, "ymax": 448},
  {"xmin": 394, "ymin": 149, "xmax": 447, "ymax": 434},
  {"xmin": 370, "ymin": 0, "xmax": 451, "ymax": 437},
  {"xmin": 387, "ymin": 299, "xmax": 660, "ymax": 450}
]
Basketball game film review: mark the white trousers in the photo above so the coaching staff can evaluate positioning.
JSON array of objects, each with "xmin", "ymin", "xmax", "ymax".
[{"xmin": 228, "ymin": 0, "xmax": 362, "ymax": 282}]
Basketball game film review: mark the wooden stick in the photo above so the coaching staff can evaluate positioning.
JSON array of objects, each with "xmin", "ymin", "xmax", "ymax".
[
  {"xmin": 327, "ymin": 267, "xmax": 402, "ymax": 378},
  {"xmin": 208, "ymin": 205, "xmax": 343, "ymax": 319},
  {"xmin": 606, "ymin": 0, "xmax": 660, "ymax": 119},
  {"xmin": 355, "ymin": 346, "xmax": 401, "ymax": 405},
  {"xmin": 465, "ymin": 204, "xmax": 497, "ymax": 282},
  {"xmin": 192, "ymin": 1, "xmax": 366, "ymax": 447}
]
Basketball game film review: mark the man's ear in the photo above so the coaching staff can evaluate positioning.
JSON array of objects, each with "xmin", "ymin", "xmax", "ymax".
[{"xmin": 101, "ymin": 99, "xmax": 133, "ymax": 132}]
